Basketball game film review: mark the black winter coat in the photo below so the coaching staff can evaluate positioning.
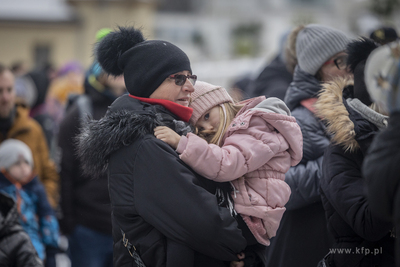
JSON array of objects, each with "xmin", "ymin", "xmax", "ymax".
[
  {"xmin": 363, "ymin": 111, "xmax": 400, "ymax": 267},
  {"xmin": 77, "ymin": 94, "xmax": 253, "ymax": 267},
  {"xmin": 316, "ymin": 79, "xmax": 395, "ymax": 267},
  {"xmin": 246, "ymin": 55, "xmax": 292, "ymax": 100},
  {"xmin": 0, "ymin": 192, "xmax": 43, "ymax": 267},
  {"xmin": 265, "ymin": 66, "xmax": 333, "ymax": 267},
  {"xmin": 58, "ymin": 75, "xmax": 116, "ymax": 235}
]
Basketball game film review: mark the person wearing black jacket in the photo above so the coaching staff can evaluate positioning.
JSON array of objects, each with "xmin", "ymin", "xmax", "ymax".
[
  {"xmin": 315, "ymin": 38, "xmax": 395, "ymax": 266},
  {"xmin": 0, "ymin": 191, "xmax": 43, "ymax": 267},
  {"xmin": 76, "ymin": 26, "xmax": 261, "ymax": 267},
  {"xmin": 363, "ymin": 40, "xmax": 400, "ymax": 267},
  {"xmin": 246, "ymin": 31, "xmax": 292, "ymax": 101},
  {"xmin": 57, "ymin": 61, "xmax": 125, "ymax": 267}
]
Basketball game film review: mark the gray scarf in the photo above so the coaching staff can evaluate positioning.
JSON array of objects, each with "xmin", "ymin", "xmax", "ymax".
[{"xmin": 346, "ymin": 98, "xmax": 388, "ymax": 130}]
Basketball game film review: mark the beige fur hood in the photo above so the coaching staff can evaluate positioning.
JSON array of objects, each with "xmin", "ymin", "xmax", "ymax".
[{"xmin": 315, "ymin": 77, "xmax": 359, "ymax": 152}]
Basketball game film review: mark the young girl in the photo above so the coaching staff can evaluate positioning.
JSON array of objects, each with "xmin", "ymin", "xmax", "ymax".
[
  {"xmin": 154, "ymin": 81, "xmax": 303, "ymax": 245},
  {"xmin": 0, "ymin": 139, "xmax": 59, "ymax": 261}
]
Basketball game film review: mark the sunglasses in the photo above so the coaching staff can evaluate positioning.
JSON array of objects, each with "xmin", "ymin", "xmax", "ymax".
[
  {"xmin": 323, "ymin": 55, "xmax": 348, "ymax": 70},
  {"xmin": 169, "ymin": 74, "xmax": 197, "ymax": 86},
  {"xmin": 333, "ymin": 55, "xmax": 348, "ymax": 70}
]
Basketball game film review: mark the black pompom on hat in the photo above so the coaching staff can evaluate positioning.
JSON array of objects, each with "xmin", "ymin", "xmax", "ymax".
[{"xmin": 96, "ymin": 27, "xmax": 192, "ymax": 98}]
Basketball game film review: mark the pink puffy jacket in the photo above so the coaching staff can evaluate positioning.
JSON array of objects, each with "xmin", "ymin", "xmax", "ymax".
[{"xmin": 176, "ymin": 96, "xmax": 303, "ymax": 245}]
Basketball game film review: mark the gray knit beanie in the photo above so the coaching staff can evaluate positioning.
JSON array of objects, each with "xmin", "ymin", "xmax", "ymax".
[
  {"xmin": 296, "ymin": 24, "xmax": 351, "ymax": 75},
  {"xmin": 0, "ymin": 139, "xmax": 33, "ymax": 170}
]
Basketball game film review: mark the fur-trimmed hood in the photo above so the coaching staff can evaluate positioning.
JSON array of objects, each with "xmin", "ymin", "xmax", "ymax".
[
  {"xmin": 315, "ymin": 78, "xmax": 358, "ymax": 151},
  {"xmin": 315, "ymin": 78, "xmax": 388, "ymax": 152},
  {"xmin": 76, "ymin": 94, "xmax": 192, "ymax": 178}
]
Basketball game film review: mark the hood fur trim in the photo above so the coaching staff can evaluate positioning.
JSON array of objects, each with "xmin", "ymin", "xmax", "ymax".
[
  {"xmin": 315, "ymin": 78, "xmax": 359, "ymax": 152},
  {"xmin": 76, "ymin": 110, "xmax": 161, "ymax": 177}
]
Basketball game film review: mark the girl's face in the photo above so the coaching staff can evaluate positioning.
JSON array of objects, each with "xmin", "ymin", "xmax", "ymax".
[
  {"xmin": 149, "ymin": 70, "xmax": 195, "ymax": 107},
  {"xmin": 319, "ymin": 51, "xmax": 352, "ymax": 82},
  {"xmin": 195, "ymin": 106, "xmax": 221, "ymax": 132},
  {"xmin": 8, "ymin": 157, "xmax": 32, "ymax": 182}
]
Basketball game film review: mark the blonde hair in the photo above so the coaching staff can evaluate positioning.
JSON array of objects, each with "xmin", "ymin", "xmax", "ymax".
[
  {"xmin": 198, "ymin": 102, "xmax": 244, "ymax": 146},
  {"xmin": 285, "ymin": 25, "xmax": 305, "ymax": 74}
]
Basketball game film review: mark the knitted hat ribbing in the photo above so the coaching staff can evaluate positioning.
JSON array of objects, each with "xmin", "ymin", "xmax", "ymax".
[
  {"xmin": 0, "ymin": 139, "xmax": 33, "ymax": 170},
  {"xmin": 189, "ymin": 81, "xmax": 234, "ymax": 125},
  {"xmin": 96, "ymin": 27, "xmax": 192, "ymax": 98},
  {"xmin": 296, "ymin": 24, "xmax": 351, "ymax": 75}
]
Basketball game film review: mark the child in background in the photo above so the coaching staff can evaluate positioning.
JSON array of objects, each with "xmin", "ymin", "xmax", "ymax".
[
  {"xmin": 154, "ymin": 81, "xmax": 303, "ymax": 246},
  {"xmin": 0, "ymin": 139, "xmax": 59, "ymax": 261}
]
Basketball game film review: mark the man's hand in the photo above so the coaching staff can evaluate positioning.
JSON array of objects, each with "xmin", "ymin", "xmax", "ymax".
[{"xmin": 154, "ymin": 126, "xmax": 181, "ymax": 149}]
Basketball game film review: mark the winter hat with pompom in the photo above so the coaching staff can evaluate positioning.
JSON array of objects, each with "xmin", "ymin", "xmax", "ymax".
[
  {"xmin": 189, "ymin": 81, "xmax": 234, "ymax": 125},
  {"xmin": 96, "ymin": 26, "xmax": 192, "ymax": 98}
]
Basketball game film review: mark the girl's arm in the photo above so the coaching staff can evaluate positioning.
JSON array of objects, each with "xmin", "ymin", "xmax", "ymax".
[
  {"xmin": 177, "ymin": 117, "xmax": 285, "ymax": 182},
  {"xmin": 154, "ymin": 126, "xmax": 181, "ymax": 149},
  {"xmin": 154, "ymin": 125, "xmax": 253, "ymax": 182}
]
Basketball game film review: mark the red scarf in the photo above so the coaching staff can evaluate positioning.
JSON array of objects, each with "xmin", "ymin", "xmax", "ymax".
[{"xmin": 129, "ymin": 95, "xmax": 193, "ymax": 122}]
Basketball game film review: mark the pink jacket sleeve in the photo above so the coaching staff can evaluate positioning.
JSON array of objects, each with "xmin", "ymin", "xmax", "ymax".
[{"xmin": 178, "ymin": 116, "xmax": 285, "ymax": 182}]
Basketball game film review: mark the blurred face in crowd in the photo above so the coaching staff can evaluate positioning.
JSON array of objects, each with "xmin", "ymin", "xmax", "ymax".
[
  {"xmin": 319, "ymin": 51, "xmax": 352, "ymax": 82},
  {"xmin": 104, "ymin": 74, "xmax": 126, "ymax": 97},
  {"xmin": 8, "ymin": 155, "xmax": 32, "ymax": 183},
  {"xmin": 149, "ymin": 71, "xmax": 195, "ymax": 107},
  {"xmin": 0, "ymin": 69, "xmax": 16, "ymax": 119}
]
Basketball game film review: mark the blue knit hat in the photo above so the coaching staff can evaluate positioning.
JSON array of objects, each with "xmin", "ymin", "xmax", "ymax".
[{"xmin": 296, "ymin": 24, "xmax": 351, "ymax": 75}]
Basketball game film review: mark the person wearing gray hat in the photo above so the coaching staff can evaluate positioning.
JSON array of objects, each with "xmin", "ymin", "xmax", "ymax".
[{"xmin": 265, "ymin": 24, "xmax": 352, "ymax": 267}]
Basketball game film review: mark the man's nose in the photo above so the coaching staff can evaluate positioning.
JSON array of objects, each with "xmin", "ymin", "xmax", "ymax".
[{"xmin": 183, "ymin": 80, "xmax": 195, "ymax": 93}]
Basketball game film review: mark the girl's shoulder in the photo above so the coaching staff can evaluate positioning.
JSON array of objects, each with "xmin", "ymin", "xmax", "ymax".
[{"xmin": 234, "ymin": 97, "xmax": 294, "ymax": 125}]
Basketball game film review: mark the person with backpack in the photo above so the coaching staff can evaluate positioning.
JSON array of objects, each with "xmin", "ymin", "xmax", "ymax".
[{"xmin": 57, "ymin": 29, "xmax": 126, "ymax": 267}]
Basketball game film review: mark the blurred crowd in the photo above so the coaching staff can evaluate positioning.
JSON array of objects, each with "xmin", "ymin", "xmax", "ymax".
[{"xmin": 0, "ymin": 23, "xmax": 399, "ymax": 267}]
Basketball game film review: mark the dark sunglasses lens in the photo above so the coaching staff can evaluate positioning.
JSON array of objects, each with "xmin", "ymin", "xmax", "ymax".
[
  {"xmin": 174, "ymin": 75, "xmax": 186, "ymax": 86},
  {"xmin": 188, "ymin": 75, "xmax": 197, "ymax": 85}
]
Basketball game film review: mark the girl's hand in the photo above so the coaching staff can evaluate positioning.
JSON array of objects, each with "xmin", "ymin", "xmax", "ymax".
[
  {"xmin": 230, "ymin": 252, "xmax": 245, "ymax": 267},
  {"xmin": 154, "ymin": 126, "xmax": 181, "ymax": 149}
]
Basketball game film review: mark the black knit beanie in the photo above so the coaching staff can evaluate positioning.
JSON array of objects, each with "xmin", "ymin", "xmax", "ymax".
[
  {"xmin": 96, "ymin": 27, "xmax": 192, "ymax": 98},
  {"xmin": 346, "ymin": 37, "xmax": 378, "ymax": 106}
]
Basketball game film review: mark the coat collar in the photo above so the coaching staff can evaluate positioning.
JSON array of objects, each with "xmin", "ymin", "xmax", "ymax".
[
  {"xmin": 129, "ymin": 95, "xmax": 193, "ymax": 122},
  {"xmin": 284, "ymin": 66, "xmax": 321, "ymax": 111},
  {"xmin": 315, "ymin": 77, "xmax": 388, "ymax": 152}
]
